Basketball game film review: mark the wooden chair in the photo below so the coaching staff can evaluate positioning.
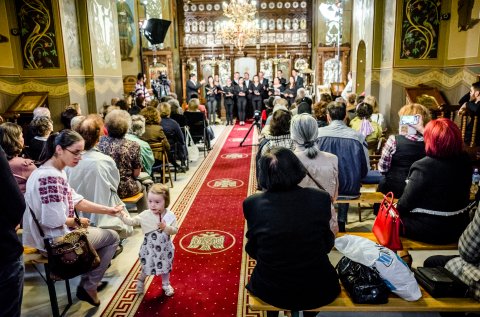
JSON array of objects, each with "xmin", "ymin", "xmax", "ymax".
[
  {"xmin": 460, "ymin": 111, "xmax": 479, "ymax": 147},
  {"xmin": 150, "ymin": 142, "xmax": 174, "ymax": 188}
]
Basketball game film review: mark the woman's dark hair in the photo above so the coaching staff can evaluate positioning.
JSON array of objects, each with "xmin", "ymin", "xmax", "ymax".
[
  {"xmin": 61, "ymin": 108, "xmax": 78, "ymax": 130},
  {"xmin": 258, "ymin": 147, "xmax": 306, "ymax": 191},
  {"xmin": 326, "ymin": 101, "xmax": 346, "ymax": 121},
  {"xmin": 39, "ymin": 129, "xmax": 83, "ymax": 163},
  {"xmin": 356, "ymin": 95, "xmax": 365, "ymax": 105},
  {"xmin": 115, "ymin": 99, "xmax": 129, "ymax": 111},
  {"xmin": 270, "ymin": 110, "xmax": 292, "ymax": 136},
  {"xmin": 355, "ymin": 102, "xmax": 373, "ymax": 119},
  {"xmin": 0, "ymin": 122, "xmax": 23, "ymax": 159}
]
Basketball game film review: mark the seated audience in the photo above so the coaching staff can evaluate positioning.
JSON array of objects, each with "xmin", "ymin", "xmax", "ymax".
[
  {"xmin": 139, "ymin": 106, "xmax": 170, "ymax": 153},
  {"xmin": 60, "ymin": 107, "xmax": 78, "ymax": 130},
  {"xmin": 423, "ymin": 203, "xmax": 480, "ymax": 302},
  {"xmin": 345, "ymin": 93, "xmax": 357, "ymax": 120},
  {"xmin": 349, "ymin": 102, "xmax": 383, "ymax": 154},
  {"xmin": 158, "ymin": 102, "xmax": 187, "ymax": 169},
  {"xmin": 28, "ymin": 116, "xmax": 53, "ymax": 162},
  {"xmin": 185, "ymin": 98, "xmax": 211, "ymax": 149},
  {"xmin": 0, "ymin": 122, "xmax": 36, "ymax": 193},
  {"xmin": 244, "ymin": 147, "xmax": 340, "ymax": 316},
  {"xmin": 313, "ymin": 101, "xmax": 329, "ymax": 128},
  {"xmin": 459, "ymin": 81, "xmax": 480, "ymax": 145},
  {"xmin": 23, "ymin": 130, "xmax": 122, "ymax": 306},
  {"xmin": 125, "ymin": 115, "xmax": 155, "ymax": 176},
  {"xmin": 396, "ymin": 118, "xmax": 471, "ymax": 244},
  {"xmin": 378, "ymin": 103, "xmax": 430, "ymax": 197},
  {"xmin": 316, "ymin": 102, "xmax": 369, "ymax": 232},
  {"xmin": 0, "ymin": 143, "xmax": 26, "ymax": 317},
  {"xmin": 25, "ymin": 106, "xmax": 51, "ymax": 148},
  {"xmin": 66, "ymin": 115, "xmax": 132, "ymax": 238},
  {"xmin": 260, "ymin": 108, "xmax": 294, "ymax": 155},
  {"xmin": 364, "ymin": 95, "xmax": 384, "ymax": 129},
  {"xmin": 98, "ymin": 110, "xmax": 143, "ymax": 199},
  {"xmin": 70, "ymin": 115, "xmax": 85, "ymax": 131},
  {"xmin": 291, "ymin": 114, "xmax": 339, "ymax": 234},
  {"xmin": 187, "ymin": 94, "xmax": 208, "ymax": 118},
  {"xmin": 168, "ymin": 99, "xmax": 186, "ymax": 127}
]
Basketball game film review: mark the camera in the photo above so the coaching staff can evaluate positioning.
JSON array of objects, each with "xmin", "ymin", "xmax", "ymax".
[{"xmin": 254, "ymin": 110, "xmax": 261, "ymax": 123}]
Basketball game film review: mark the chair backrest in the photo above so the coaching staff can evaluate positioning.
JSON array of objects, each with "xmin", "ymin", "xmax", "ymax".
[
  {"xmin": 184, "ymin": 111, "xmax": 206, "ymax": 138},
  {"xmin": 460, "ymin": 113, "xmax": 479, "ymax": 147},
  {"xmin": 150, "ymin": 142, "xmax": 166, "ymax": 161}
]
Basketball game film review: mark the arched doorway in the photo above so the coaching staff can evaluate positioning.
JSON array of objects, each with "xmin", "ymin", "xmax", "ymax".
[{"xmin": 356, "ymin": 40, "xmax": 366, "ymax": 94}]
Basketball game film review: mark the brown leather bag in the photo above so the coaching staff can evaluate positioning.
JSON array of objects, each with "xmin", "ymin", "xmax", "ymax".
[{"xmin": 29, "ymin": 208, "xmax": 100, "ymax": 281}]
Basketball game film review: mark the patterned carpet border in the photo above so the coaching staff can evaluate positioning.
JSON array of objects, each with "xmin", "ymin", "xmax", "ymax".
[
  {"xmin": 236, "ymin": 129, "xmax": 263, "ymax": 317},
  {"xmin": 100, "ymin": 127, "xmax": 232, "ymax": 317}
]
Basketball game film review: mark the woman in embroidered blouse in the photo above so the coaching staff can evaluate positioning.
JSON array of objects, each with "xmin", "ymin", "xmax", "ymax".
[
  {"xmin": 396, "ymin": 119, "xmax": 471, "ymax": 244},
  {"xmin": 98, "ymin": 109, "xmax": 143, "ymax": 199},
  {"xmin": 23, "ymin": 130, "xmax": 122, "ymax": 306},
  {"xmin": 0, "ymin": 122, "xmax": 36, "ymax": 193}
]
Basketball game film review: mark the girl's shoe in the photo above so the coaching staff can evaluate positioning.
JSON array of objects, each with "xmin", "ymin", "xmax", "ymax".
[
  {"xmin": 162, "ymin": 284, "xmax": 175, "ymax": 296},
  {"xmin": 136, "ymin": 280, "xmax": 144, "ymax": 294}
]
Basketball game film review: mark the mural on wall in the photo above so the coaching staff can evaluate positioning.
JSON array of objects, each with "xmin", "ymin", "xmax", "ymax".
[
  {"xmin": 458, "ymin": 0, "xmax": 479, "ymax": 31},
  {"xmin": 400, "ymin": 0, "xmax": 441, "ymax": 59},
  {"xmin": 381, "ymin": 0, "xmax": 395, "ymax": 63},
  {"xmin": 448, "ymin": 0, "xmax": 480, "ymax": 60},
  {"xmin": 117, "ymin": 0, "xmax": 136, "ymax": 61},
  {"xmin": 60, "ymin": 0, "xmax": 82, "ymax": 70},
  {"xmin": 89, "ymin": 0, "xmax": 117, "ymax": 69},
  {"xmin": 16, "ymin": 0, "xmax": 60, "ymax": 69}
]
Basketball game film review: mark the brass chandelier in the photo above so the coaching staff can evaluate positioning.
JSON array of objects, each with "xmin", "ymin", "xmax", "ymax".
[{"xmin": 221, "ymin": 0, "xmax": 259, "ymax": 52}]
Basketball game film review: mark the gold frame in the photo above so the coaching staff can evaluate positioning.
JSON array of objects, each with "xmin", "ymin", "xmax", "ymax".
[{"xmin": 4, "ymin": 92, "xmax": 49, "ymax": 116}]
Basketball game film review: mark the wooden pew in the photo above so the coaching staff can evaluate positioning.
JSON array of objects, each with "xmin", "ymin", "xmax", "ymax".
[
  {"xmin": 248, "ymin": 286, "xmax": 480, "ymax": 313},
  {"xmin": 121, "ymin": 192, "xmax": 144, "ymax": 204},
  {"xmin": 336, "ymin": 232, "xmax": 458, "ymax": 250},
  {"xmin": 334, "ymin": 192, "xmax": 388, "ymax": 222}
]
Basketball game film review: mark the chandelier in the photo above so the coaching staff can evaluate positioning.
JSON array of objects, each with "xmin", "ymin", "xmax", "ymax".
[{"xmin": 221, "ymin": 0, "xmax": 259, "ymax": 52}]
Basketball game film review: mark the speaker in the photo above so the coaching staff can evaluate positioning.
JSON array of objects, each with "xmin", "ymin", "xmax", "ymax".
[{"xmin": 143, "ymin": 19, "xmax": 171, "ymax": 45}]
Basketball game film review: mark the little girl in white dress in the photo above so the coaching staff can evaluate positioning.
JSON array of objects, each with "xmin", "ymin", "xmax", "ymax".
[{"xmin": 119, "ymin": 183, "xmax": 178, "ymax": 296}]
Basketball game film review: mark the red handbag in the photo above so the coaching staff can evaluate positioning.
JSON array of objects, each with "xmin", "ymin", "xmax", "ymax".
[{"xmin": 372, "ymin": 192, "xmax": 403, "ymax": 251}]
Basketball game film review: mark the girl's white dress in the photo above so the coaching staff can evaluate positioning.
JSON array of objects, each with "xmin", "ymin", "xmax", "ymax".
[{"xmin": 121, "ymin": 209, "xmax": 177, "ymax": 276}]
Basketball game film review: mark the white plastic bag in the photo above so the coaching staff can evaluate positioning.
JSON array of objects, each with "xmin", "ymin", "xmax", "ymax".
[{"xmin": 335, "ymin": 235, "xmax": 422, "ymax": 301}]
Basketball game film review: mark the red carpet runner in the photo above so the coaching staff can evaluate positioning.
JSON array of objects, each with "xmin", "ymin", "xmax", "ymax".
[{"xmin": 101, "ymin": 124, "xmax": 258, "ymax": 316}]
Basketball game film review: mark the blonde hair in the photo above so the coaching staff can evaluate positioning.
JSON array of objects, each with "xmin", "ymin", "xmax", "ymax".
[
  {"xmin": 188, "ymin": 98, "xmax": 200, "ymax": 111},
  {"xmin": 364, "ymin": 95, "xmax": 379, "ymax": 113},
  {"xmin": 398, "ymin": 103, "xmax": 431, "ymax": 127},
  {"xmin": 148, "ymin": 183, "xmax": 170, "ymax": 207},
  {"xmin": 158, "ymin": 102, "xmax": 171, "ymax": 118}
]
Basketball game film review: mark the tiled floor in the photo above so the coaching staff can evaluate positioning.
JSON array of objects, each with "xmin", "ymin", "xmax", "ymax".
[{"xmin": 20, "ymin": 124, "xmax": 459, "ymax": 317}]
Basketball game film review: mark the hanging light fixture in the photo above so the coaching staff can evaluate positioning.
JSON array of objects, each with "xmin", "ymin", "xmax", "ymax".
[{"xmin": 220, "ymin": 0, "xmax": 259, "ymax": 52}]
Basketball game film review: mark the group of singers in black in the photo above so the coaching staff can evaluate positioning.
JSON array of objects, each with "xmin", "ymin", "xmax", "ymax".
[{"xmin": 186, "ymin": 69, "xmax": 305, "ymax": 126}]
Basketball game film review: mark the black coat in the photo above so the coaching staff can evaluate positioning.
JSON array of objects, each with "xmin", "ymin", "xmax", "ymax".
[
  {"xmin": 0, "ymin": 146, "xmax": 26, "ymax": 265},
  {"xmin": 397, "ymin": 153, "xmax": 471, "ymax": 244},
  {"xmin": 243, "ymin": 186, "xmax": 340, "ymax": 310},
  {"xmin": 186, "ymin": 80, "xmax": 203, "ymax": 102}
]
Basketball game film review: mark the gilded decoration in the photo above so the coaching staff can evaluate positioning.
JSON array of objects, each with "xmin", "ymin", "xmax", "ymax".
[
  {"xmin": 400, "ymin": 0, "xmax": 441, "ymax": 59},
  {"xmin": 16, "ymin": 0, "xmax": 60, "ymax": 69}
]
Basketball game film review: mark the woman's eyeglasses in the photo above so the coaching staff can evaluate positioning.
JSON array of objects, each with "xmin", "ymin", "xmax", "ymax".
[{"xmin": 65, "ymin": 148, "xmax": 85, "ymax": 157}]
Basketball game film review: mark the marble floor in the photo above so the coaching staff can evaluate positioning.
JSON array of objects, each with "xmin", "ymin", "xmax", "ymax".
[{"xmin": 20, "ymin": 124, "xmax": 458, "ymax": 317}]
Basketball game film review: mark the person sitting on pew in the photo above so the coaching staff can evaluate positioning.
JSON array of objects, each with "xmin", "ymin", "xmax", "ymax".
[
  {"xmin": 0, "ymin": 122, "xmax": 36, "ymax": 193},
  {"xmin": 423, "ymin": 202, "xmax": 480, "ymax": 303},
  {"xmin": 67, "ymin": 114, "xmax": 132, "ymax": 238},
  {"xmin": 378, "ymin": 103, "xmax": 430, "ymax": 198},
  {"xmin": 396, "ymin": 118, "xmax": 471, "ymax": 245},
  {"xmin": 316, "ymin": 101, "xmax": 369, "ymax": 232},
  {"xmin": 27, "ymin": 116, "xmax": 53, "ymax": 162},
  {"xmin": 349, "ymin": 102, "xmax": 383, "ymax": 154},
  {"xmin": 244, "ymin": 147, "xmax": 340, "ymax": 316},
  {"xmin": 291, "ymin": 114, "xmax": 339, "ymax": 234},
  {"xmin": 458, "ymin": 81, "xmax": 480, "ymax": 145}
]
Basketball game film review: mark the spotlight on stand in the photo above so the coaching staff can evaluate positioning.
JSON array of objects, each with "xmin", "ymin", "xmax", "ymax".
[{"xmin": 143, "ymin": 18, "xmax": 171, "ymax": 45}]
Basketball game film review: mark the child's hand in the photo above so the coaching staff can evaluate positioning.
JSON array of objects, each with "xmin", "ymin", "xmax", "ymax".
[{"xmin": 158, "ymin": 220, "xmax": 167, "ymax": 230}]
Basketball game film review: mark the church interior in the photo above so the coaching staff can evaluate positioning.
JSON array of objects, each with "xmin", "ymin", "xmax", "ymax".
[{"xmin": 0, "ymin": 0, "xmax": 480, "ymax": 316}]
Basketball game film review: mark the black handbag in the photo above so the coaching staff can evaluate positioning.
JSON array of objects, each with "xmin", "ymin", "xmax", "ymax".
[
  {"xmin": 414, "ymin": 266, "xmax": 469, "ymax": 298},
  {"xmin": 336, "ymin": 256, "xmax": 390, "ymax": 304},
  {"xmin": 29, "ymin": 208, "xmax": 101, "ymax": 281}
]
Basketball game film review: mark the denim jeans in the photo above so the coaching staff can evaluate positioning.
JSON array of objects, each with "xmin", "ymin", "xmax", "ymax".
[{"xmin": 0, "ymin": 256, "xmax": 24, "ymax": 317}]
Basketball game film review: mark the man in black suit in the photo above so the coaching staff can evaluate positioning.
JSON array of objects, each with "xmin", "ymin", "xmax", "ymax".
[
  {"xmin": 277, "ymin": 70, "xmax": 287, "ymax": 88},
  {"xmin": 259, "ymin": 71, "xmax": 269, "ymax": 100},
  {"xmin": 292, "ymin": 68, "xmax": 304, "ymax": 89},
  {"xmin": 186, "ymin": 73, "xmax": 205, "ymax": 102}
]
